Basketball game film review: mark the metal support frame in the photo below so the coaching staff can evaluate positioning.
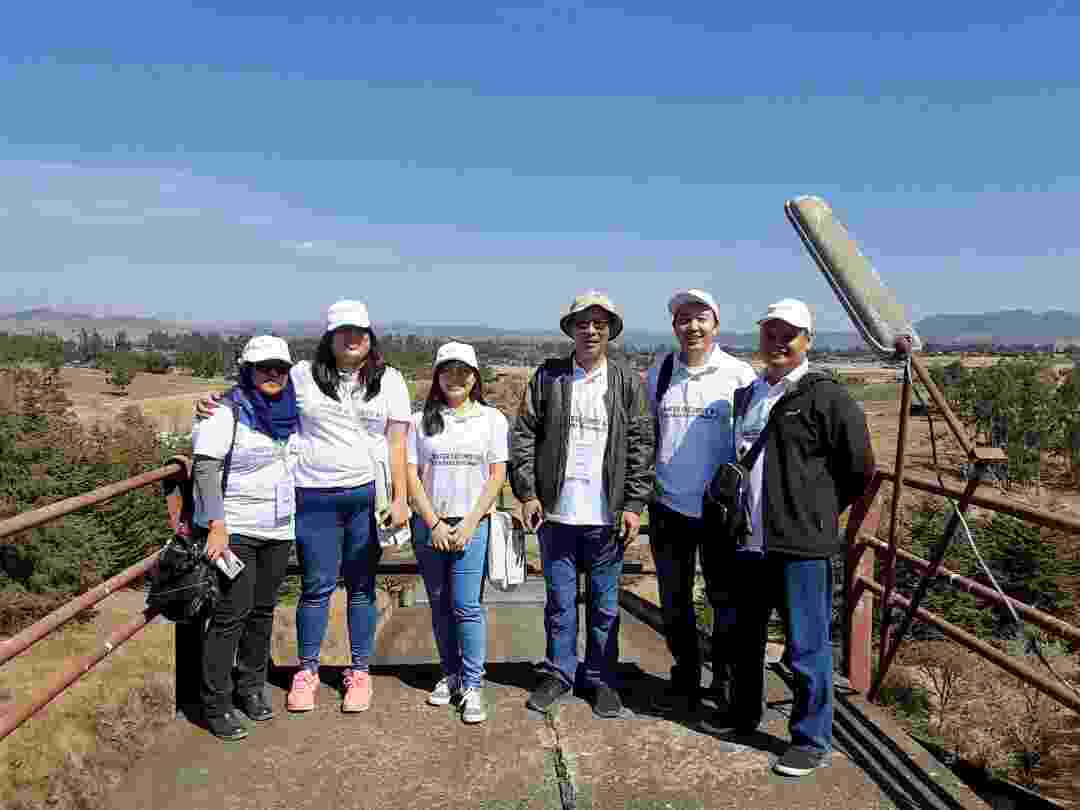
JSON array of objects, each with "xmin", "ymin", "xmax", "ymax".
[{"xmin": 867, "ymin": 347, "xmax": 1006, "ymax": 701}]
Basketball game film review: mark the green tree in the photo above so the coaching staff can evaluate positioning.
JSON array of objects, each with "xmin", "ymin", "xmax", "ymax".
[
  {"xmin": 104, "ymin": 355, "xmax": 139, "ymax": 395},
  {"xmin": 141, "ymin": 352, "xmax": 172, "ymax": 374}
]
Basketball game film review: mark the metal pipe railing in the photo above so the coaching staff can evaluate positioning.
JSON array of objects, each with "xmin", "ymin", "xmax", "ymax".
[
  {"xmin": 0, "ymin": 461, "xmax": 185, "ymax": 540},
  {"xmin": 858, "ymin": 576, "xmax": 1080, "ymax": 714},
  {"xmin": 862, "ymin": 535, "xmax": 1080, "ymax": 648},
  {"xmin": 0, "ymin": 607, "xmax": 161, "ymax": 740},
  {"xmin": 878, "ymin": 469, "xmax": 1080, "ymax": 535},
  {"xmin": 0, "ymin": 552, "xmax": 161, "ymax": 667}
]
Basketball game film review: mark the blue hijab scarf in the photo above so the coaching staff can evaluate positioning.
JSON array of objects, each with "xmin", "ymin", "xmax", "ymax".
[{"xmin": 236, "ymin": 365, "xmax": 300, "ymax": 441}]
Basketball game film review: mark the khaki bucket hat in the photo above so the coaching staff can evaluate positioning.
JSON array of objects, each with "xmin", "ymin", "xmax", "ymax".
[{"xmin": 559, "ymin": 291, "xmax": 624, "ymax": 340}]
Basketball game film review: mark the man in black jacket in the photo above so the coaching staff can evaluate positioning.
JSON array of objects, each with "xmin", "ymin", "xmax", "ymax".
[
  {"xmin": 719, "ymin": 299, "xmax": 874, "ymax": 777},
  {"xmin": 509, "ymin": 291, "xmax": 654, "ymax": 718}
]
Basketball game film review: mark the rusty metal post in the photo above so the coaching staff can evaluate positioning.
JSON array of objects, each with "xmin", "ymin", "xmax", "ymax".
[
  {"xmin": 844, "ymin": 474, "xmax": 883, "ymax": 693},
  {"xmin": 870, "ymin": 474, "xmax": 981, "ymax": 700},
  {"xmin": 871, "ymin": 350, "xmax": 914, "ymax": 701}
]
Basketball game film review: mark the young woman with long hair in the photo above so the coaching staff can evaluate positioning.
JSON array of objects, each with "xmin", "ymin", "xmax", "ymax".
[{"xmin": 407, "ymin": 342, "xmax": 508, "ymax": 724}]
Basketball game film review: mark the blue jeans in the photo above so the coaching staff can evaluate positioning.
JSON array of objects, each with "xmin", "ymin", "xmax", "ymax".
[
  {"xmin": 724, "ymin": 553, "xmax": 834, "ymax": 753},
  {"xmin": 539, "ymin": 522, "xmax": 623, "ymax": 690},
  {"xmin": 295, "ymin": 484, "xmax": 382, "ymax": 672},
  {"xmin": 413, "ymin": 518, "xmax": 490, "ymax": 689}
]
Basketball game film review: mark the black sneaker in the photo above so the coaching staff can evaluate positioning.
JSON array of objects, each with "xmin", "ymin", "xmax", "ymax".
[
  {"xmin": 774, "ymin": 747, "xmax": 829, "ymax": 777},
  {"xmin": 527, "ymin": 676, "xmax": 571, "ymax": 713},
  {"xmin": 235, "ymin": 690, "xmax": 275, "ymax": 721},
  {"xmin": 206, "ymin": 710, "xmax": 249, "ymax": 741},
  {"xmin": 590, "ymin": 685, "xmax": 623, "ymax": 719}
]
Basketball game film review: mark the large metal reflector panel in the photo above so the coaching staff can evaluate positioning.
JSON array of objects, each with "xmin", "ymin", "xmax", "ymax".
[{"xmin": 785, "ymin": 195, "xmax": 922, "ymax": 357}]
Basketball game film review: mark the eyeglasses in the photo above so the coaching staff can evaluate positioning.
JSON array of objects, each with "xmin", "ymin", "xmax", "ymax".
[
  {"xmin": 573, "ymin": 319, "xmax": 610, "ymax": 332},
  {"xmin": 253, "ymin": 362, "xmax": 290, "ymax": 376}
]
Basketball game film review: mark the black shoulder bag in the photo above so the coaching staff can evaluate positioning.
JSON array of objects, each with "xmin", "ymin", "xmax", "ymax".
[
  {"xmin": 147, "ymin": 398, "xmax": 241, "ymax": 623},
  {"xmin": 702, "ymin": 397, "xmax": 776, "ymax": 547}
]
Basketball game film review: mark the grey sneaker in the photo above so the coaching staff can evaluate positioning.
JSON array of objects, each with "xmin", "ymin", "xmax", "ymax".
[
  {"xmin": 428, "ymin": 675, "xmax": 460, "ymax": 707},
  {"xmin": 460, "ymin": 687, "xmax": 487, "ymax": 724}
]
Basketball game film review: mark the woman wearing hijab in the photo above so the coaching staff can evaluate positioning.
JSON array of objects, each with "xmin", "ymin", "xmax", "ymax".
[
  {"xmin": 407, "ymin": 342, "xmax": 508, "ymax": 724},
  {"xmin": 193, "ymin": 335, "xmax": 301, "ymax": 740}
]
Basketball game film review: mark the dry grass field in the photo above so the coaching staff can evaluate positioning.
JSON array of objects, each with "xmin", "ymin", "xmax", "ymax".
[
  {"xmin": 0, "ymin": 590, "xmax": 175, "ymax": 809},
  {"xmin": 57, "ymin": 367, "xmax": 228, "ymax": 434}
]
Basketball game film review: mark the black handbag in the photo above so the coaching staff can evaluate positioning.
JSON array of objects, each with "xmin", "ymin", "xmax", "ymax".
[
  {"xmin": 703, "ymin": 410, "xmax": 775, "ymax": 546},
  {"xmin": 147, "ymin": 396, "xmax": 241, "ymax": 623},
  {"xmin": 147, "ymin": 531, "xmax": 220, "ymax": 623}
]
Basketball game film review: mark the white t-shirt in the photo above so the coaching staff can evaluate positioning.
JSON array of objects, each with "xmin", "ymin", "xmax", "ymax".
[
  {"xmin": 408, "ymin": 403, "xmax": 509, "ymax": 519},
  {"xmin": 192, "ymin": 406, "xmax": 298, "ymax": 541},
  {"xmin": 290, "ymin": 360, "xmax": 412, "ymax": 489},
  {"xmin": 647, "ymin": 347, "xmax": 757, "ymax": 518},
  {"xmin": 735, "ymin": 360, "xmax": 810, "ymax": 553},
  {"xmin": 547, "ymin": 360, "xmax": 612, "ymax": 527}
]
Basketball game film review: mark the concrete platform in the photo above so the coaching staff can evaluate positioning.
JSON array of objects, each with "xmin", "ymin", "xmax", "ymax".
[{"xmin": 106, "ymin": 599, "xmax": 987, "ymax": 810}]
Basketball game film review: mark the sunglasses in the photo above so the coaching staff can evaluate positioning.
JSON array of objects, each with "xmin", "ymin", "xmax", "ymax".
[{"xmin": 253, "ymin": 362, "xmax": 291, "ymax": 376}]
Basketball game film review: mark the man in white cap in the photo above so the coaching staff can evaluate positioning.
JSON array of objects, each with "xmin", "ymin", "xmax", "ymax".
[
  {"xmin": 645, "ymin": 289, "xmax": 756, "ymax": 719},
  {"xmin": 509, "ymin": 291, "xmax": 654, "ymax": 719},
  {"xmin": 718, "ymin": 298, "xmax": 873, "ymax": 777}
]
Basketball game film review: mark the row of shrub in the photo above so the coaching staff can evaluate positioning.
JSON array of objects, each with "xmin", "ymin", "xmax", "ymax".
[
  {"xmin": 929, "ymin": 357, "xmax": 1080, "ymax": 487},
  {"xmin": 0, "ymin": 368, "xmax": 183, "ymax": 634}
]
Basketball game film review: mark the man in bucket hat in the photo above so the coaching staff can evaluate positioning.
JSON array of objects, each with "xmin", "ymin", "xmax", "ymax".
[
  {"xmin": 718, "ymin": 298, "xmax": 873, "ymax": 777},
  {"xmin": 510, "ymin": 291, "xmax": 654, "ymax": 718},
  {"xmin": 645, "ymin": 289, "xmax": 756, "ymax": 720}
]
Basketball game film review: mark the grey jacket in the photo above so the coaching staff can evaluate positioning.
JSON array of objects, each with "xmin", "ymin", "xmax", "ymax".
[{"xmin": 509, "ymin": 354, "xmax": 655, "ymax": 519}]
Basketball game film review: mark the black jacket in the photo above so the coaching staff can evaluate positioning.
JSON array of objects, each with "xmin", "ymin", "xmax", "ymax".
[
  {"xmin": 733, "ymin": 371, "xmax": 874, "ymax": 558},
  {"xmin": 509, "ymin": 355, "xmax": 655, "ymax": 518}
]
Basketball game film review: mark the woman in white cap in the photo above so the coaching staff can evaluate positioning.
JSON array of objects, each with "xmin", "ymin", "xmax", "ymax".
[
  {"xmin": 407, "ymin": 342, "xmax": 508, "ymax": 724},
  {"xmin": 286, "ymin": 300, "xmax": 412, "ymax": 713},
  {"xmin": 193, "ymin": 335, "xmax": 301, "ymax": 740},
  {"xmin": 196, "ymin": 300, "xmax": 412, "ymax": 715}
]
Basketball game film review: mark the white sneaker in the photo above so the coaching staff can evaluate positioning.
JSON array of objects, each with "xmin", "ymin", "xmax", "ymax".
[
  {"xmin": 428, "ymin": 675, "xmax": 459, "ymax": 707},
  {"xmin": 460, "ymin": 687, "xmax": 487, "ymax": 724}
]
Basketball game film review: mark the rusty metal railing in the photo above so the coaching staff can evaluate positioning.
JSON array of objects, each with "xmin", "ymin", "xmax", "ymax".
[
  {"xmin": 0, "ymin": 459, "xmax": 190, "ymax": 741},
  {"xmin": 844, "ymin": 468, "xmax": 1080, "ymax": 715}
]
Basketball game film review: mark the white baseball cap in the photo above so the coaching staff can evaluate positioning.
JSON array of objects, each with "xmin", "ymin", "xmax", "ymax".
[
  {"xmin": 325, "ymin": 299, "xmax": 371, "ymax": 333},
  {"xmin": 668, "ymin": 289, "xmax": 720, "ymax": 323},
  {"xmin": 241, "ymin": 335, "xmax": 292, "ymax": 366},
  {"xmin": 758, "ymin": 298, "xmax": 814, "ymax": 334},
  {"xmin": 434, "ymin": 341, "xmax": 480, "ymax": 372}
]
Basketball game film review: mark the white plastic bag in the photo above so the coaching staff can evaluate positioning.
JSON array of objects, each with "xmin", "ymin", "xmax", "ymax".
[
  {"xmin": 372, "ymin": 450, "xmax": 411, "ymax": 548},
  {"xmin": 487, "ymin": 511, "xmax": 526, "ymax": 591}
]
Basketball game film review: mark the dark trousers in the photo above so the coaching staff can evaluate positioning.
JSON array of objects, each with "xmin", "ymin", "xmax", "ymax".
[
  {"xmin": 722, "ymin": 553, "xmax": 834, "ymax": 753},
  {"xmin": 539, "ymin": 522, "xmax": 624, "ymax": 689},
  {"xmin": 648, "ymin": 501, "xmax": 731, "ymax": 695},
  {"xmin": 201, "ymin": 533, "xmax": 292, "ymax": 718}
]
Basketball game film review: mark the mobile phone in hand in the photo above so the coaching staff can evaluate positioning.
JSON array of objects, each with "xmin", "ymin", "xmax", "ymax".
[{"xmin": 215, "ymin": 549, "xmax": 245, "ymax": 580}]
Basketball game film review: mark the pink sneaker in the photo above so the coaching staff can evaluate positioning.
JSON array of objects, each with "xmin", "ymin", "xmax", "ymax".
[
  {"xmin": 342, "ymin": 669, "xmax": 372, "ymax": 713},
  {"xmin": 287, "ymin": 669, "xmax": 319, "ymax": 712}
]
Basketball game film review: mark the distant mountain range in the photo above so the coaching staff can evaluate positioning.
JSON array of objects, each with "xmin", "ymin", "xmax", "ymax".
[
  {"xmin": 915, "ymin": 310, "xmax": 1080, "ymax": 346},
  {"xmin": 3, "ymin": 307, "xmax": 1079, "ymax": 352}
]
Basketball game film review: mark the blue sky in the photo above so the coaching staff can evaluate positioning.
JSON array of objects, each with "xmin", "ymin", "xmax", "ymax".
[{"xmin": 1, "ymin": 2, "xmax": 1078, "ymax": 334}]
